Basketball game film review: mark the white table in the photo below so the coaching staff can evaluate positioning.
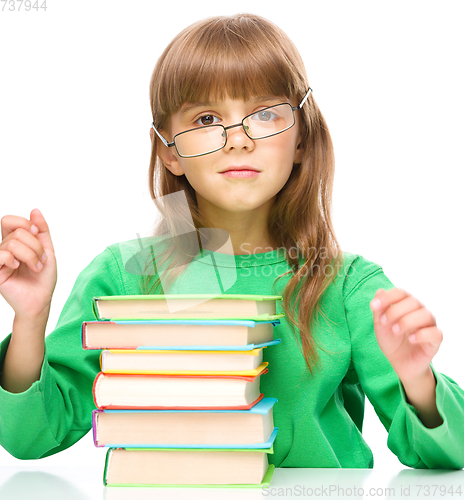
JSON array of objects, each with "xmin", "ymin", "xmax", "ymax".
[{"xmin": 1, "ymin": 465, "xmax": 464, "ymax": 499}]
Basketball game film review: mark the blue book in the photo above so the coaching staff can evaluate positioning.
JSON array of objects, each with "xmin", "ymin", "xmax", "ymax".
[
  {"xmin": 82, "ymin": 318, "xmax": 281, "ymax": 350},
  {"xmin": 93, "ymin": 397, "xmax": 278, "ymax": 448}
]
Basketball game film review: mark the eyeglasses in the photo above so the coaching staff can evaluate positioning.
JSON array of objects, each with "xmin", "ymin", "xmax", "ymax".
[{"xmin": 151, "ymin": 87, "xmax": 312, "ymax": 158}]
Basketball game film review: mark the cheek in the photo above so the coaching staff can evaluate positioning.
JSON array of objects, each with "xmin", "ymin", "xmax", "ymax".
[
  {"xmin": 178, "ymin": 160, "xmax": 214, "ymax": 193},
  {"xmin": 267, "ymin": 133, "xmax": 299, "ymax": 166}
]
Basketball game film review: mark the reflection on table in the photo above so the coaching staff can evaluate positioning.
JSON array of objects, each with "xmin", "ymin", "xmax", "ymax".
[{"xmin": 1, "ymin": 465, "xmax": 464, "ymax": 500}]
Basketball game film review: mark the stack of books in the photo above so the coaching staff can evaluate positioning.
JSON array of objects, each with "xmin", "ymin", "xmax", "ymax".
[{"xmin": 82, "ymin": 294, "xmax": 283, "ymax": 488}]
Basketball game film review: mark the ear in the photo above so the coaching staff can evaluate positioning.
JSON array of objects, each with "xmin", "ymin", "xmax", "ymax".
[
  {"xmin": 151, "ymin": 127, "xmax": 185, "ymax": 176},
  {"xmin": 293, "ymin": 133, "xmax": 303, "ymax": 164}
]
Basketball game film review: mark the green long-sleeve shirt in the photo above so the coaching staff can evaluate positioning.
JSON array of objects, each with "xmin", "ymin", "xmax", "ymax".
[{"xmin": 1, "ymin": 240, "xmax": 464, "ymax": 468}]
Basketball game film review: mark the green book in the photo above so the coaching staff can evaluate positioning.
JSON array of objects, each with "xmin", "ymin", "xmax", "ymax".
[
  {"xmin": 92, "ymin": 294, "xmax": 284, "ymax": 321},
  {"xmin": 103, "ymin": 446, "xmax": 275, "ymax": 488}
]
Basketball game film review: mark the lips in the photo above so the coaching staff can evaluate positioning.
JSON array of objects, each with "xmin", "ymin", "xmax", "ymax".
[{"xmin": 220, "ymin": 166, "xmax": 260, "ymax": 173}]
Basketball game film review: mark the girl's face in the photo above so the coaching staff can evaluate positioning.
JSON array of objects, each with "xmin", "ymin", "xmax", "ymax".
[{"xmin": 155, "ymin": 96, "xmax": 303, "ymax": 216}]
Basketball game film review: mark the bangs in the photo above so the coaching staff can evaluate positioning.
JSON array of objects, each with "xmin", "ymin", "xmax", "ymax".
[{"xmin": 151, "ymin": 14, "xmax": 308, "ymax": 124}]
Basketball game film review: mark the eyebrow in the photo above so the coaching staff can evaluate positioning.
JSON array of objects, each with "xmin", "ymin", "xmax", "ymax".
[{"xmin": 180, "ymin": 95, "xmax": 288, "ymax": 115}]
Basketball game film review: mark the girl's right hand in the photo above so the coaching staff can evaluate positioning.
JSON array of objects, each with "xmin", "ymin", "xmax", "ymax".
[{"xmin": 0, "ymin": 208, "xmax": 57, "ymax": 321}]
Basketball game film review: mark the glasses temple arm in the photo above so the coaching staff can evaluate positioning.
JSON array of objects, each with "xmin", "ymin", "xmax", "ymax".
[
  {"xmin": 151, "ymin": 122, "xmax": 173, "ymax": 147},
  {"xmin": 296, "ymin": 87, "xmax": 313, "ymax": 109}
]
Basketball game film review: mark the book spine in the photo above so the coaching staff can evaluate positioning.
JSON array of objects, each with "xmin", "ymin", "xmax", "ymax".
[
  {"xmin": 92, "ymin": 410, "xmax": 102, "ymax": 447},
  {"xmin": 92, "ymin": 372, "xmax": 102, "ymax": 409},
  {"xmin": 91, "ymin": 297, "xmax": 100, "ymax": 320},
  {"xmin": 81, "ymin": 322, "xmax": 87, "ymax": 349},
  {"xmin": 103, "ymin": 448, "xmax": 112, "ymax": 486}
]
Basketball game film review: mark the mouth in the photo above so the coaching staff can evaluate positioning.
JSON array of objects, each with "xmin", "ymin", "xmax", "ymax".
[{"xmin": 219, "ymin": 166, "xmax": 261, "ymax": 173}]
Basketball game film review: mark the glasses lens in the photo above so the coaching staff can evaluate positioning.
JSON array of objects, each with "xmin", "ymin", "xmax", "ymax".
[
  {"xmin": 174, "ymin": 125, "xmax": 226, "ymax": 158},
  {"xmin": 244, "ymin": 104, "xmax": 295, "ymax": 140}
]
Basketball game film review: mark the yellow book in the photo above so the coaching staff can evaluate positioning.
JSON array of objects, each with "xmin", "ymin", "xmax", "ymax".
[{"xmin": 100, "ymin": 348, "xmax": 267, "ymax": 375}]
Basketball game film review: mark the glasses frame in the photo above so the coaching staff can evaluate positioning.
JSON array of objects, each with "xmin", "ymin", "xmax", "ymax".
[{"xmin": 151, "ymin": 87, "xmax": 313, "ymax": 158}]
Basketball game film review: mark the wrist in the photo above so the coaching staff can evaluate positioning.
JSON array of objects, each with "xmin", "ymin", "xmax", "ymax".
[
  {"xmin": 401, "ymin": 367, "xmax": 443, "ymax": 429},
  {"xmin": 14, "ymin": 306, "xmax": 51, "ymax": 326},
  {"xmin": 3, "ymin": 312, "xmax": 48, "ymax": 394},
  {"xmin": 11, "ymin": 309, "xmax": 49, "ymax": 347},
  {"xmin": 400, "ymin": 366, "xmax": 435, "ymax": 393}
]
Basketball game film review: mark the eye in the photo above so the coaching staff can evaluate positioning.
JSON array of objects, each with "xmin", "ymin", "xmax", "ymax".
[
  {"xmin": 195, "ymin": 114, "xmax": 220, "ymax": 126},
  {"xmin": 252, "ymin": 110, "xmax": 279, "ymax": 122}
]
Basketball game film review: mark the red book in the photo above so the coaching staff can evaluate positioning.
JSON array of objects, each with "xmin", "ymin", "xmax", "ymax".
[{"xmin": 92, "ymin": 366, "xmax": 269, "ymax": 410}]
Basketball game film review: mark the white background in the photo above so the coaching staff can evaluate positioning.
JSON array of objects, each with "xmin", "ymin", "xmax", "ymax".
[{"xmin": 0, "ymin": 0, "xmax": 463, "ymax": 470}]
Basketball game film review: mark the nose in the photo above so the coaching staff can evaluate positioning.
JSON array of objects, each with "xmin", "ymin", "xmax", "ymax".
[{"xmin": 223, "ymin": 123, "xmax": 255, "ymax": 152}]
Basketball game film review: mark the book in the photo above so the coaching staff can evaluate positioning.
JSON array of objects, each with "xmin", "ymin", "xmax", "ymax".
[
  {"xmin": 100, "ymin": 348, "xmax": 266, "ymax": 374},
  {"xmin": 93, "ymin": 397, "xmax": 277, "ymax": 448},
  {"xmin": 92, "ymin": 294, "xmax": 284, "ymax": 321},
  {"xmin": 85, "ymin": 292, "xmax": 282, "ymax": 489},
  {"xmin": 93, "ymin": 365, "xmax": 269, "ymax": 410},
  {"xmin": 103, "ymin": 447, "xmax": 275, "ymax": 487},
  {"xmin": 82, "ymin": 318, "xmax": 281, "ymax": 350}
]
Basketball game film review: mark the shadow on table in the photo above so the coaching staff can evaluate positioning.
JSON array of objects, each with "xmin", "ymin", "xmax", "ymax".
[{"xmin": 0, "ymin": 471, "xmax": 91, "ymax": 500}]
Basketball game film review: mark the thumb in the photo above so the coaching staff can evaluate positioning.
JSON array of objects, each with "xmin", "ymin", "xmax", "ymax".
[{"xmin": 30, "ymin": 208, "xmax": 55, "ymax": 253}]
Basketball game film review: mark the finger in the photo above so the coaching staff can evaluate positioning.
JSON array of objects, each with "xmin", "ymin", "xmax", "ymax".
[
  {"xmin": 370, "ymin": 287, "xmax": 410, "ymax": 324},
  {"xmin": 1, "ymin": 214, "xmax": 38, "ymax": 240},
  {"xmin": 0, "ymin": 239, "xmax": 46, "ymax": 273},
  {"xmin": 29, "ymin": 208, "xmax": 55, "ymax": 253},
  {"xmin": 395, "ymin": 307, "xmax": 437, "ymax": 336},
  {"xmin": 0, "ymin": 249, "xmax": 20, "ymax": 271},
  {"xmin": 1, "ymin": 227, "xmax": 48, "ymax": 265},
  {"xmin": 409, "ymin": 326, "xmax": 443, "ymax": 348},
  {"xmin": 378, "ymin": 295, "xmax": 425, "ymax": 327}
]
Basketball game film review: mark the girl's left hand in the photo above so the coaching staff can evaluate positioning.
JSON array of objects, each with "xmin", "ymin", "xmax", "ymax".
[{"xmin": 370, "ymin": 288, "xmax": 443, "ymax": 385}]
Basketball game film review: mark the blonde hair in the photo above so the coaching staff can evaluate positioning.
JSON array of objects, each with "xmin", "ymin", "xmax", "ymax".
[{"xmin": 143, "ymin": 13, "xmax": 344, "ymax": 372}]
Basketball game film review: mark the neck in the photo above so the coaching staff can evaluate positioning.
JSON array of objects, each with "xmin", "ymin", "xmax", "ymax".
[{"xmin": 196, "ymin": 197, "xmax": 277, "ymax": 256}]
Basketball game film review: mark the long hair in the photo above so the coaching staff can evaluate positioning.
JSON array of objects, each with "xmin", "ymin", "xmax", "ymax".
[{"xmin": 142, "ymin": 13, "xmax": 344, "ymax": 372}]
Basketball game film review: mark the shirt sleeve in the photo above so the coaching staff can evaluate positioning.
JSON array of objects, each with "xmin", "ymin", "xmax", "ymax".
[
  {"xmin": 0, "ymin": 245, "xmax": 129, "ymax": 459},
  {"xmin": 343, "ymin": 254, "xmax": 464, "ymax": 469}
]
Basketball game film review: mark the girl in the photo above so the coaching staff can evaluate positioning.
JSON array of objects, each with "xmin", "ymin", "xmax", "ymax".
[{"xmin": 0, "ymin": 13, "xmax": 463, "ymax": 469}]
